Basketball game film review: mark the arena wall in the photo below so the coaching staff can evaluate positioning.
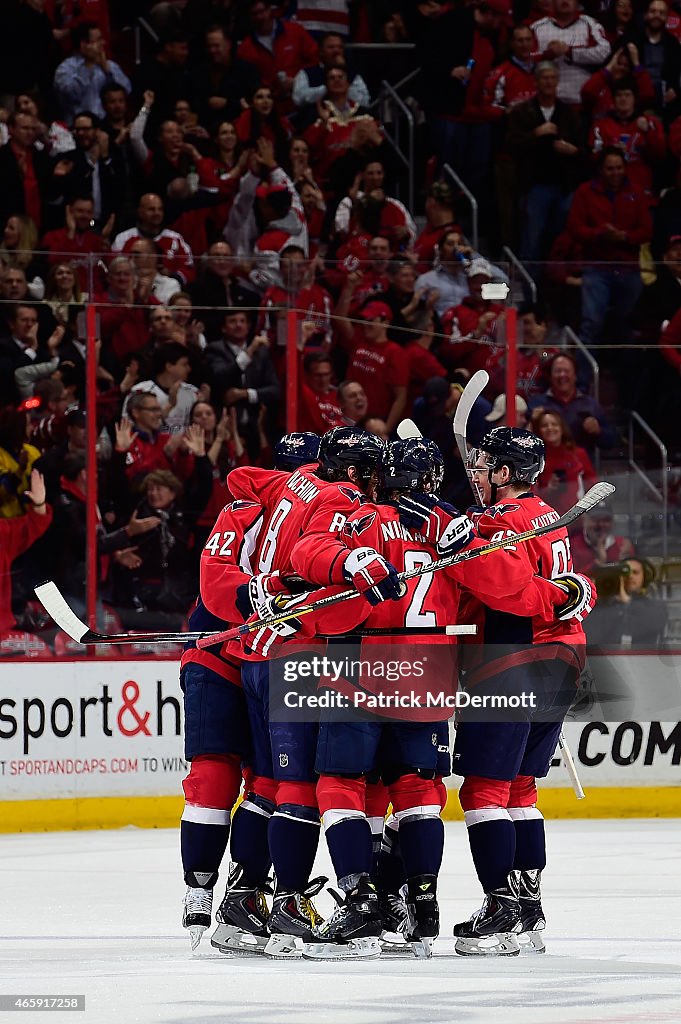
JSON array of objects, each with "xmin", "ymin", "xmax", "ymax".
[{"xmin": 0, "ymin": 659, "xmax": 678, "ymax": 831}]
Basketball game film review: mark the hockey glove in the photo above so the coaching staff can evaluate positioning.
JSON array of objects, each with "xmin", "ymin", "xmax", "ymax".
[
  {"xmin": 343, "ymin": 546, "xmax": 406, "ymax": 606},
  {"xmin": 243, "ymin": 591, "xmax": 311, "ymax": 657},
  {"xmin": 398, "ymin": 493, "xmax": 474, "ymax": 556},
  {"xmin": 248, "ymin": 570, "xmax": 309, "ymax": 613},
  {"xmin": 553, "ymin": 572, "xmax": 596, "ymax": 622}
]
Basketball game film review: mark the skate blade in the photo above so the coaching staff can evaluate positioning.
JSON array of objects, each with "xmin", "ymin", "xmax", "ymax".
[
  {"xmin": 454, "ymin": 932, "xmax": 520, "ymax": 957},
  {"xmin": 302, "ymin": 936, "xmax": 382, "ymax": 961},
  {"xmin": 264, "ymin": 933, "xmax": 305, "ymax": 959},
  {"xmin": 380, "ymin": 931, "xmax": 410, "ymax": 954},
  {"xmin": 187, "ymin": 925, "xmax": 207, "ymax": 952},
  {"xmin": 410, "ymin": 937, "xmax": 434, "ymax": 959},
  {"xmin": 210, "ymin": 923, "xmax": 269, "ymax": 956},
  {"xmin": 517, "ymin": 930, "xmax": 546, "ymax": 954}
]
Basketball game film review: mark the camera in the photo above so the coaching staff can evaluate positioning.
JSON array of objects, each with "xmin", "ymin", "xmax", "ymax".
[{"xmin": 593, "ymin": 561, "xmax": 630, "ymax": 600}]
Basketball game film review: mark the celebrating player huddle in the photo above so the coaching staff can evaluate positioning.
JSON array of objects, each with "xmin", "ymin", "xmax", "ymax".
[{"xmin": 179, "ymin": 422, "xmax": 596, "ymax": 960}]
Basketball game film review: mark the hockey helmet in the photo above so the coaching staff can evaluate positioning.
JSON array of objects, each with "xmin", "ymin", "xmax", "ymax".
[
  {"xmin": 478, "ymin": 426, "xmax": 545, "ymax": 485},
  {"xmin": 317, "ymin": 426, "xmax": 385, "ymax": 484},
  {"xmin": 274, "ymin": 432, "xmax": 321, "ymax": 471},
  {"xmin": 379, "ymin": 438, "xmax": 445, "ymax": 496}
]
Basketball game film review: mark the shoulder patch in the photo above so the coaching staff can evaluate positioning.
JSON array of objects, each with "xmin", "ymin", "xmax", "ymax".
[
  {"xmin": 486, "ymin": 503, "xmax": 521, "ymax": 518},
  {"xmin": 337, "ymin": 485, "xmax": 366, "ymax": 504},
  {"xmin": 229, "ymin": 500, "xmax": 260, "ymax": 511},
  {"xmin": 343, "ymin": 511, "xmax": 377, "ymax": 537}
]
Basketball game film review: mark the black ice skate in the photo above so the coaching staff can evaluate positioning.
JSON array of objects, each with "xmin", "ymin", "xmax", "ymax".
[
  {"xmin": 516, "ymin": 869, "xmax": 546, "ymax": 954},
  {"xmin": 405, "ymin": 874, "xmax": 439, "ymax": 959},
  {"xmin": 264, "ymin": 875, "xmax": 328, "ymax": 959},
  {"xmin": 377, "ymin": 888, "xmax": 410, "ymax": 952},
  {"xmin": 182, "ymin": 872, "xmax": 216, "ymax": 952},
  {"xmin": 303, "ymin": 876, "xmax": 382, "ymax": 960},
  {"xmin": 210, "ymin": 863, "xmax": 272, "ymax": 956},
  {"xmin": 454, "ymin": 875, "xmax": 522, "ymax": 956}
]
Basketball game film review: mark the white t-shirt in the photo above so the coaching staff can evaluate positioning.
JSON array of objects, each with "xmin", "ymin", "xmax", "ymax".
[{"xmin": 125, "ymin": 380, "xmax": 199, "ymax": 432}]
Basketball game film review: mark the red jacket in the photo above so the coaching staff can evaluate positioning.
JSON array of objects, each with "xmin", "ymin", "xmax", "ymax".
[
  {"xmin": 0, "ymin": 506, "xmax": 52, "ymax": 632},
  {"xmin": 237, "ymin": 20, "xmax": 318, "ymax": 88},
  {"xmin": 590, "ymin": 113, "xmax": 666, "ymax": 196},
  {"xmin": 659, "ymin": 307, "xmax": 681, "ymax": 373},
  {"xmin": 580, "ymin": 67, "xmax": 655, "ymax": 120},
  {"xmin": 119, "ymin": 430, "xmax": 195, "ymax": 487},
  {"xmin": 566, "ymin": 177, "xmax": 652, "ymax": 264},
  {"xmin": 482, "ymin": 59, "xmax": 537, "ymax": 120},
  {"xmin": 41, "ymin": 227, "xmax": 105, "ymax": 292}
]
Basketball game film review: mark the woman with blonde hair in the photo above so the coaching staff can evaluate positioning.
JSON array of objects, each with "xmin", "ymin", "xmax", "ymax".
[
  {"xmin": 0, "ymin": 214, "xmax": 45, "ymax": 298},
  {"xmin": 44, "ymin": 261, "xmax": 84, "ymax": 325}
]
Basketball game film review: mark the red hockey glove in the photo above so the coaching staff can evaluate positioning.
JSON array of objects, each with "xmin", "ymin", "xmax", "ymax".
[
  {"xmin": 553, "ymin": 572, "xmax": 597, "ymax": 622},
  {"xmin": 342, "ymin": 546, "xmax": 406, "ymax": 606}
]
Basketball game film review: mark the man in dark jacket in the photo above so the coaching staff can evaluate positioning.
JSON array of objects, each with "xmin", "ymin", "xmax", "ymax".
[
  {"xmin": 189, "ymin": 25, "xmax": 260, "ymax": 129},
  {"xmin": 0, "ymin": 112, "xmax": 59, "ymax": 233},
  {"xmin": 507, "ymin": 63, "xmax": 584, "ymax": 262},
  {"xmin": 623, "ymin": 0, "xmax": 681, "ymax": 113},
  {"xmin": 205, "ymin": 309, "xmax": 280, "ymax": 458}
]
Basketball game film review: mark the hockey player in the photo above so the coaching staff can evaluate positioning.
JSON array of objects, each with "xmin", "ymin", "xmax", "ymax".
[
  {"xmin": 180, "ymin": 498, "xmax": 269, "ymax": 952},
  {"xmin": 449, "ymin": 427, "xmax": 595, "ymax": 957},
  {"xmin": 253, "ymin": 437, "xmax": 585, "ymax": 958},
  {"xmin": 203, "ymin": 426, "xmax": 402, "ymax": 954}
]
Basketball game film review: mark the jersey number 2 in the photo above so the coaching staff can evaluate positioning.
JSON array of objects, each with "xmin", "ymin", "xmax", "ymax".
[{"xmin": 404, "ymin": 551, "xmax": 436, "ymax": 628}]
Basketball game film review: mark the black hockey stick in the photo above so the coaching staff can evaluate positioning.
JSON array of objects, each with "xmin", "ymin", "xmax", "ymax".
[
  {"xmin": 33, "ymin": 581, "xmax": 224, "ymax": 646},
  {"xmin": 35, "ymin": 482, "xmax": 614, "ymax": 648}
]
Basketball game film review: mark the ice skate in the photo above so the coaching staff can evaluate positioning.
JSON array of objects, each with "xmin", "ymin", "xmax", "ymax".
[
  {"xmin": 516, "ymin": 869, "xmax": 546, "ymax": 954},
  {"xmin": 377, "ymin": 888, "xmax": 410, "ymax": 952},
  {"xmin": 182, "ymin": 885, "xmax": 213, "ymax": 952},
  {"xmin": 454, "ymin": 876, "xmax": 522, "ymax": 956},
  {"xmin": 405, "ymin": 874, "xmax": 439, "ymax": 959},
  {"xmin": 210, "ymin": 863, "xmax": 271, "ymax": 956},
  {"xmin": 302, "ymin": 876, "xmax": 382, "ymax": 960},
  {"xmin": 264, "ymin": 876, "xmax": 328, "ymax": 959}
]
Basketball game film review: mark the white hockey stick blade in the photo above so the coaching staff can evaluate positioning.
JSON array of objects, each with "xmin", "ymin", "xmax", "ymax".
[
  {"xmin": 396, "ymin": 418, "xmax": 422, "ymax": 439},
  {"xmin": 452, "ymin": 369, "xmax": 489, "ymax": 461},
  {"xmin": 559, "ymin": 730, "xmax": 585, "ymax": 799},
  {"xmin": 453, "ymin": 370, "xmax": 489, "ymax": 504},
  {"xmin": 34, "ymin": 581, "xmax": 207, "ymax": 645}
]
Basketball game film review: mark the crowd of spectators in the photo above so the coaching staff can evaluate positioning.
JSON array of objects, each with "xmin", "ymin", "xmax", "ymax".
[{"xmin": 0, "ymin": 0, "xmax": 679, "ymax": 648}]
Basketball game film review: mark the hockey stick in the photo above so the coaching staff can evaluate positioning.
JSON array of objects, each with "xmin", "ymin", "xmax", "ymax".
[
  {"xmin": 558, "ymin": 731, "xmax": 586, "ymax": 800},
  {"xmin": 452, "ymin": 369, "xmax": 489, "ymax": 505},
  {"xmin": 396, "ymin": 418, "xmax": 423, "ymax": 440},
  {"xmin": 33, "ymin": 581, "xmax": 229, "ymax": 646},
  {"xmin": 193, "ymin": 480, "xmax": 615, "ymax": 649}
]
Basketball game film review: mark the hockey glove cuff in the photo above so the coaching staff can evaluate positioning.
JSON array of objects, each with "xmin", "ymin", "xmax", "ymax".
[
  {"xmin": 343, "ymin": 546, "xmax": 406, "ymax": 606},
  {"xmin": 397, "ymin": 493, "xmax": 474, "ymax": 556},
  {"xmin": 243, "ymin": 591, "xmax": 310, "ymax": 657},
  {"xmin": 553, "ymin": 572, "xmax": 597, "ymax": 622}
]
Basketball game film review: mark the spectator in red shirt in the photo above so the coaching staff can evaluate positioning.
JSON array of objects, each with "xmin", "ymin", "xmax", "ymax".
[
  {"xmin": 112, "ymin": 193, "xmax": 195, "ymax": 287},
  {"xmin": 96, "ymin": 255, "xmax": 160, "ymax": 370},
  {"xmin": 531, "ymin": 407, "xmax": 597, "ymax": 514},
  {"xmin": 589, "ymin": 79, "xmax": 666, "ymax": 198},
  {"xmin": 0, "ymin": 468, "xmax": 52, "ymax": 635},
  {"xmin": 483, "ymin": 24, "xmax": 538, "ymax": 120},
  {"xmin": 570, "ymin": 507, "xmax": 635, "ymax": 575},
  {"xmin": 340, "ymin": 299, "xmax": 408, "ymax": 433},
  {"xmin": 413, "ymin": 180, "xmax": 460, "ymax": 269},
  {"xmin": 439, "ymin": 259, "xmax": 507, "ymax": 375},
  {"xmin": 234, "ymin": 84, "xmax": 293, "ymax": 164},
  {"xmin": 114, "ymin": 390, "xmax": 198, "ymax": 489},
  {"xmin": 298, "ymin": 350, "xmax": 345, "ymax": 433},
  {"xmin": 41, "ymin": 196, "xmax": 105, "ymax": 294},
  {"xmin": 403, "ymin": 307, "xmax": 448, "ymax": 407},
  {"xmin": 581, "ymin": 44, "xmax": 656, "ymax": 120},
  {"xmin": 237, "ymin": 0, "xmax": 319, "ymax": 103},
  {"xmin": 566, "ymin": 146, "xmax": 652, "ymax": 360}
]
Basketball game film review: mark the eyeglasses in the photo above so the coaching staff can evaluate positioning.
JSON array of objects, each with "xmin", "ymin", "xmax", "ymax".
[{"xmin": 139, "ymin": 405, "xmax": 162, "ymax": 413}]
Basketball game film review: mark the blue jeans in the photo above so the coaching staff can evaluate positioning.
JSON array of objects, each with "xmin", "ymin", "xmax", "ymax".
[
  {"xmin": 520, "ymin": 185, "xmax": 573, "ymax": 264},
  {"xmin": 580, "ymin": 267, "xmax": 643, "ymax": 351}
]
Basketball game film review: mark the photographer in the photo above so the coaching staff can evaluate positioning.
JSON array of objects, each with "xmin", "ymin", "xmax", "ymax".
[{"xmin": 586, "ymin": 558, "xmax": 668, "ymax": 647}]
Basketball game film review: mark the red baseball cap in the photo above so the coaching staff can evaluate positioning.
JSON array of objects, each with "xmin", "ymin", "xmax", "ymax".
[{"xmin": 361, "ymin": 301, "xmax": 392, "ymax": 323}]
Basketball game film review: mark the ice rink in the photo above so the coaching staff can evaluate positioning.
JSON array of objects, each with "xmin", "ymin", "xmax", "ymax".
[{"xmin": 1, "ymin": 819, "xmax": 680, "ymax": 1024}]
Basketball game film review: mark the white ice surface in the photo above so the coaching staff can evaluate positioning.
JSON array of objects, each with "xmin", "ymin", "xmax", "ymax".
[{"xmin": 1, "ymin": 820, "xmax": 680, "ymax": 1024}]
